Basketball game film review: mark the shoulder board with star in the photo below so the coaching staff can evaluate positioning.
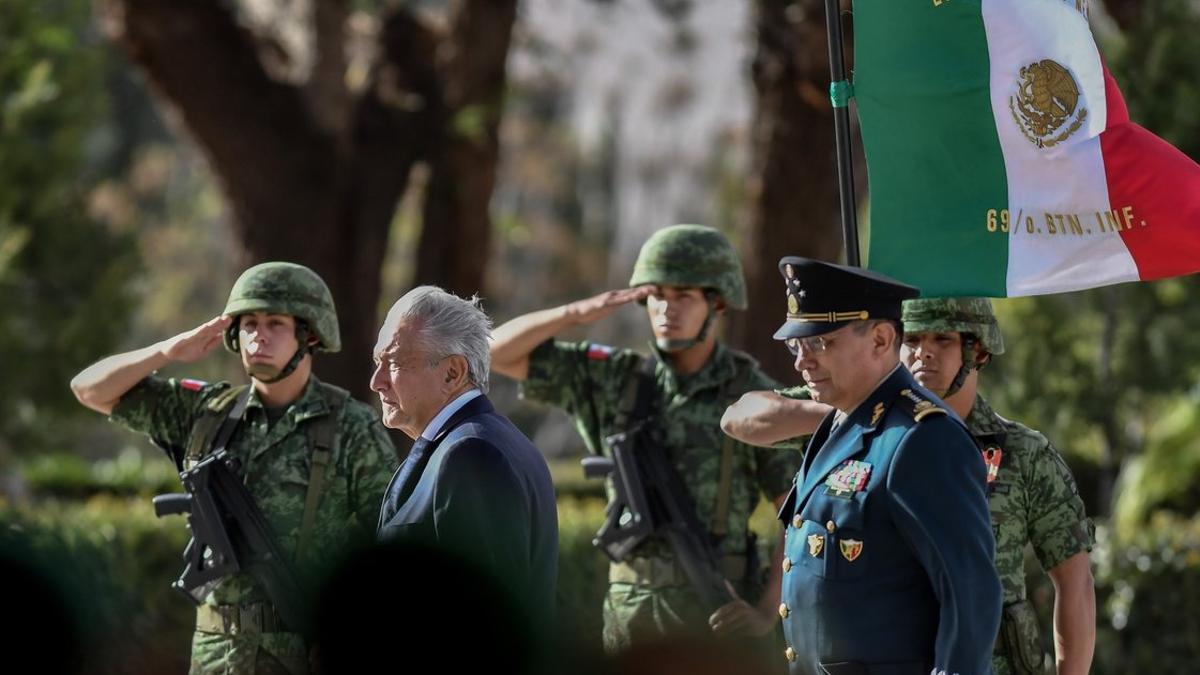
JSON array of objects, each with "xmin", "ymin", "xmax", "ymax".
[{"xmin": 895, "ymin": 388, "xmax": 948, "ymax": 423}]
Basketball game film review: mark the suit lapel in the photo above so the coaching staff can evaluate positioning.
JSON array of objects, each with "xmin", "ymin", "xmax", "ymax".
[
  {"xmin": 377, "ymin": 393, "xmax": 495, "ymax": 531},
  {"xmin": 378, "ymin": 436, "xmax": 432, "ymax": 529}
]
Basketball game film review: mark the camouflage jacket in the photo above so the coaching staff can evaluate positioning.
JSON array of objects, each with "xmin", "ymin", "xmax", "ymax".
[
  {"xmin": 521, "ymin": 339, "xmax": 802, "ymax": 556},
  {"xmin": 967, "ymin": 394, "xmax": 1094, "ymax": 605},
  {"xmin": 111, "ymin": 374, "xmax": 398, "ymax": 607}
]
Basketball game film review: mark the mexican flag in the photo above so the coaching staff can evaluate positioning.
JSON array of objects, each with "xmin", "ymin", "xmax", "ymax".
[{"xmin": 855, "ymin": 0, "xmax": 1200, "ymax": 297}]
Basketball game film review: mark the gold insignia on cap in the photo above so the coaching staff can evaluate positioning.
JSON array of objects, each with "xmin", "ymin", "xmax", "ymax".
[
  {"xmin": 786, "ymin": 310, "xmax": 872, "ymax": 323},
  {"xmin": 840, "ymin": 538, "xmax": 863, "ymax": 562},
  {"xmin": 787, "ymin": 294, "xmax": 799, "ymax": 314}
]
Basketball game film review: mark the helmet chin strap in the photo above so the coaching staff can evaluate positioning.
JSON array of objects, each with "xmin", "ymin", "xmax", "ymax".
[
  {"xmin": 942, "ymin": 335, "xmax": 980, "ymax": 400},
  {"xmin": 654, "ymin": 291, "xmax": 718, "ymax": 353},
  {"xmin": 246, "ymin": 322, "xmax": 311, "ymax": 384}
]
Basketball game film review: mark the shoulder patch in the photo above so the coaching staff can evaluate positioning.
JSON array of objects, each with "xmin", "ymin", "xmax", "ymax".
[
  {"xmin": 896, "ymin": 388, "xmax": 948, "ymax": 422},
  {"xmin": 204, "ymin": 383, "xmax": 246, "ymax": 412},
  {"xmin": 179, "ymin": 378, "xmax": 208, "ymax": 392},
  {"xmin": 586, "ymin": 343, "xmax": 614, "ymax": 361}
]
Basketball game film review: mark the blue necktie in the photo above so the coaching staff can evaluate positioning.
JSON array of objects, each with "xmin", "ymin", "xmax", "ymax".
[{"xmin": 383, "ymin": 437, "xmax": 432, "ymax": 522}]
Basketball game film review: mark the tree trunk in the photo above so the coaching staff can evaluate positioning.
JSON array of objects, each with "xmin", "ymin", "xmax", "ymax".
[
  {"xmin": 100, "ymin": 0, "xmax": 516, "ymax": 401},
  {"xmin": 732, "ymin": 0, "xmax": 863, "ymax": 382},
  {"xmin": 414, "ymin": 0, "xmax": 518, "ymax": 296}
]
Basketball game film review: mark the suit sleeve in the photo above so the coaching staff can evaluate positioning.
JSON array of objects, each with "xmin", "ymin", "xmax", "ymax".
[
  {"xmin": 886, "ymin": 419, "xmax": 1002, "ymax": 675},
  {"xmin": 431, "ymin": 438, "xmax": 531, "ymax": 589}
]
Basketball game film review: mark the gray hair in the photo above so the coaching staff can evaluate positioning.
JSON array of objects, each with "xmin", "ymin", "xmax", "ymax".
[{"xmin": 386, "ymin": 285, "xmax": 493, "ymax": 393}]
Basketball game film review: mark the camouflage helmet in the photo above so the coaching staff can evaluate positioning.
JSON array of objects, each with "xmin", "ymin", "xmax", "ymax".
[
  {"xmin": 901, "ymin": 297, "xmax": 1004, "ymax": 355},
  {"xmin": 222, "ymin": 262, "xmax": 340, "ymax": 353},
  {"xmin": 628, "ymin": 224, "xmax": 748, "ymax": 310}
]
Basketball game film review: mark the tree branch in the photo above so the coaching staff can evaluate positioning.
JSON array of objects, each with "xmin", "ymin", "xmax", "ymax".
[{"xmin": 100, "ymin": 0, "xmax": 333, "ymax": 236}]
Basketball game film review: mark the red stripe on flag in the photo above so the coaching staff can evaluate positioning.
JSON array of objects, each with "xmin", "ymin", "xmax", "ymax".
[{"xmin": 1100, "ymin": 66, "xmax": 1200, "ymax": 281}]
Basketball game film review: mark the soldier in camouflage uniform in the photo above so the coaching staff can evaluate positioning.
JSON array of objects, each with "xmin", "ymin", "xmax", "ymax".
[
  {"xmin": 723, "ymin": 297, "xmax": 1096, "ymax": 675},
  {"xmin": 70, "ymin": 262, "xmax": 397, "ymax": 675},
  {"xmin": 490, "ymin": 224, "xmax": 803, "ymax": 654}
]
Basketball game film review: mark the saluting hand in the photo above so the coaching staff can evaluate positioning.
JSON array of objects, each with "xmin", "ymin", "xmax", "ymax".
[
  {"xmin": 564, "ymin": 285, "xmax": 655, "ymax": 326},
  {"xmin": 159, "ymin": 315, "xmax": 233, "ymax": 363},
  {"xmin": 708, "ymin": 579, "xmax": 777, "ymax": 637}
]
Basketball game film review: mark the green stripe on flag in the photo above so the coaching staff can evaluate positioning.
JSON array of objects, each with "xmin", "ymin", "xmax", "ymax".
[{"xmin": 855, "ymin": 0, "xmax": 1009, "ymax": 297}]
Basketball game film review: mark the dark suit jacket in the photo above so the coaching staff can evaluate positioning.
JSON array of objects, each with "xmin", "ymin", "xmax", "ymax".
[{"xmin": 376, "ymin": 394, "xmax": 558, "ymax": 622}]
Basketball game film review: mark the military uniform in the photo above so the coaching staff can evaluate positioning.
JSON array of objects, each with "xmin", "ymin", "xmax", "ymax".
[
  {"xmin": 113, "ymin": 374, "xmax": 396, "ymax": 674},
  {"xmin": 966, "ymin": 395, "xmax": 1093, "ymax": 675},
  {"xmin": 96, "ymin": 262, "xmax": 397, "ymax": 675},
  {"xmin": 899, "ymin": 297, "xmax": 1095, "ymax": 674},
  {"xmin": 772, "ymin": 257, "xmax": 1001, "ymax": 675},
  {"xmin": 522, "ymin": 339, "xmax": 801, "ymax": 651}
]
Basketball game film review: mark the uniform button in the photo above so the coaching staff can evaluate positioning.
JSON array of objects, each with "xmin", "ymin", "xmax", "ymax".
[
  {"xmin": 785, "ymin": 647, "xmax": 797, "ymax": 662},
  {"xmin": 826, "ymin": 519, "xmax": 836, "ymax": 533},
  {"xmin": 778, "ymin": 603, "xmax": 789, "ymax": 619},
  {"xmin": 792, "ymin": 514, "xmax": 803, "ymax": 529},
  {"xmin": 782, "ymin": 557, "xmax": 792, "ymax": 573}
]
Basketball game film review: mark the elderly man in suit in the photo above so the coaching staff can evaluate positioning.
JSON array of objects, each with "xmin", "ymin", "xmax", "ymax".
[{"xmin": 372, "ymin": 286, "xmax": 558, "ymax": 622}]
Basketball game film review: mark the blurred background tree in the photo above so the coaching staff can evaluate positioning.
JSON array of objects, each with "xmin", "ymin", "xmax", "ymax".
[
  {"xmin": 96, "ymin": 0, "xmax": 518, "ymax": 400},
  {"xmin": 0, "ymin": 0, "xmax": 139, "ymax": 470}
]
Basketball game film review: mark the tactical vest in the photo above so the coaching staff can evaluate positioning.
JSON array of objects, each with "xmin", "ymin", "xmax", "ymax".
[{"xmin": 183, "ymin": 382, "xmax": 349, "ymax": 561}]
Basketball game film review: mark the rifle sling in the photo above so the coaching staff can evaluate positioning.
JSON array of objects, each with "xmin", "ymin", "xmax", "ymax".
[{"xmin": 211, "ymin": 386, "xmax": 253, "ymax": 456}]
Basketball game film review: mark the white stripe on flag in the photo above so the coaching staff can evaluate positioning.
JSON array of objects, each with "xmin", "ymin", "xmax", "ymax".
[{"xmin": 983, "ymin": 0, "xmax": 1139, "ymax": 295}]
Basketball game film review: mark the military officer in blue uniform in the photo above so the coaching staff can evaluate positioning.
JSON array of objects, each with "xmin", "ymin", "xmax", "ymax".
[{"xmin": 772, "ymin": 257, "xmax": 1001, "ymax": 675}]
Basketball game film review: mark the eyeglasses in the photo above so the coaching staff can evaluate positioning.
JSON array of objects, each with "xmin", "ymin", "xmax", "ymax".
[{"xmin": 785, "ymin": 335, "xmax": 833, "ymax": 356}]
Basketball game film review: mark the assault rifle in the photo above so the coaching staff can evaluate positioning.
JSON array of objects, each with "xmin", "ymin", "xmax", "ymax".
[
  {"xmin": 153, "ymin": 450, "xmax": 311, "ymax": 636},
  {"xmin": 583, "ymin": 419, "xmax": 733, "ymax": 612}
]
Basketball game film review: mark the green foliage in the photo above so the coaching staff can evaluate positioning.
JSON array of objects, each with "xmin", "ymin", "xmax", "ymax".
[
  {"xmin": 1112, "ymin": 393, "xmax": 1200, "ymax": 531},
  {"xmin": 0, "ymin": 496, "xmax": 192, "ymax": 674},
  {"xmin": 556, "ymin": 496, "xmax": 610, "ymax": 649},
  {"xmin": 1106, "ymin": 0, "xmax": 1200, "ymax": 157},
  {"xmin": 20, "ymin": 448, "xmax": 181, "ymax": 499},
  {"xmin": 0, "ymin": 0, "xmax": 139, "ymax": 459},
  {"xmin": 1091, "ymin": 514, "xmax": 1200, "ymax": 674},
  {"xmin": 988, "ymin": 277, "xmax": 1200, "ymax": 514}
]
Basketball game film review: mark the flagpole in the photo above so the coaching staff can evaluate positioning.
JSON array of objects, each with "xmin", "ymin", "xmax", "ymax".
[{"xmin": 824, "ymin": 0, "xmax": 861, "ymax": 267}]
